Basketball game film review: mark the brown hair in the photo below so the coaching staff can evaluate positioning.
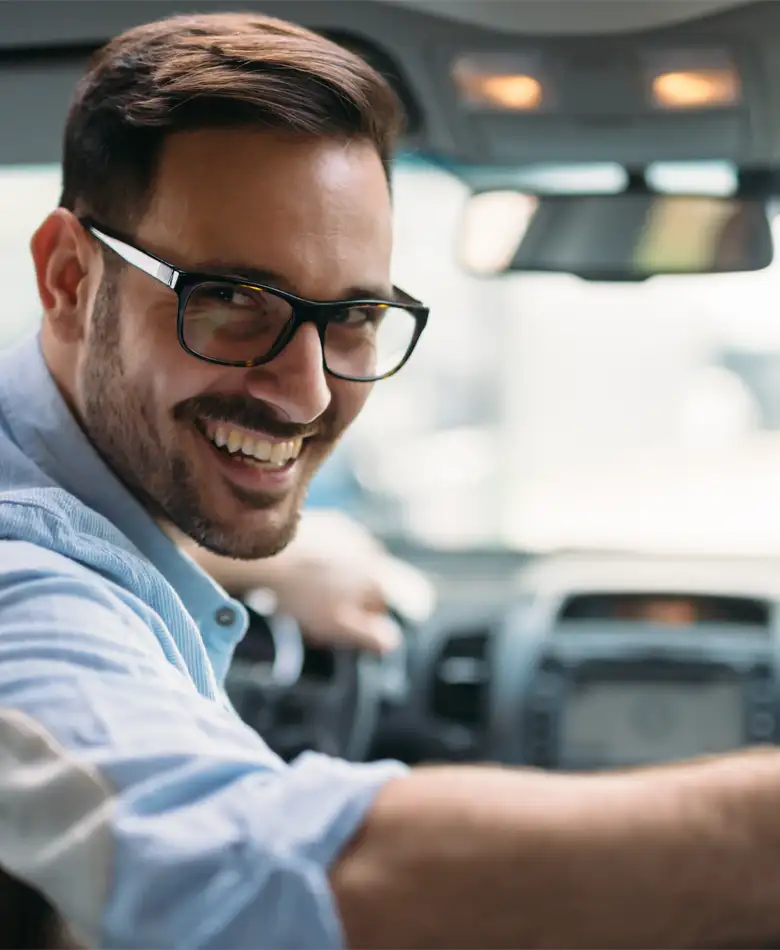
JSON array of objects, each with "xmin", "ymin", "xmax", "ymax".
[{"xmin": 59, "ymin": 11, "xmax": 404, "ymax": 226}]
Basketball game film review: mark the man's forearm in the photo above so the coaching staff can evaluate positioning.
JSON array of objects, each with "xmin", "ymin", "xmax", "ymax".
[{"xmin": 331, "ymin": 750, "xmax": 780, "ymax": 949}]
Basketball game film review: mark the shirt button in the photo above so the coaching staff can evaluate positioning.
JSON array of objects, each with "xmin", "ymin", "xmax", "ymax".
[{"xmin": 215, "ymin": 606, "xmax": 237, "ymax": 627}]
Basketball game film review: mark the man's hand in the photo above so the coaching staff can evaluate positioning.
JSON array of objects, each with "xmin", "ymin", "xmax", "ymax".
[
  {"xmin": 181, "ymin": 511, "xmax": 435, "ymax": 654},
  {"xmin": 264, "ymin": 511, "xmax": 412, "ymax": 653}
]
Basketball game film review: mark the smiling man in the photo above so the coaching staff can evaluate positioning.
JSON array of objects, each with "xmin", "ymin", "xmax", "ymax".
[
  {"xmin": 0, "ymin": 13, "xmax": 424, "ymax": 947},
  {"xmin": 51, "ymin": 130, "xmax": 406, "ymax": 561},
  {"xmin": 52, "ymin": 120, "xmax": 418, "ymax": 650},
  {"xmin": 5, "ymin": 11, "xmax": 780, "ymax": 950}
]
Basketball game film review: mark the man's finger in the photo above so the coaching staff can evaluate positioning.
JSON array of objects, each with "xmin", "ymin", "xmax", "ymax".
[
  {"xmin": 325, "ymin": 605, "xmax": 403, "ymax": 653},
  {"xmin": 376, "ymin": 555, "xmax": 437, "ymax": 623}
]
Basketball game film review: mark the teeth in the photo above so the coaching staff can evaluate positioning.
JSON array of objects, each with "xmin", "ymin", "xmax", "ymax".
[
  {"xmin": 203, "ymin": 421, "xmax": 303, "ymax": 466},
  {"xmin": 251, "ymin": 441, "xmax": 273, "ymax": 462},
  {"xmin": 270, "ymin": 443, "xmax": 287, "ymax": 465},
  {"xmin": 227, "ymin": 430, "xmax": 243, "ymax": 454}
]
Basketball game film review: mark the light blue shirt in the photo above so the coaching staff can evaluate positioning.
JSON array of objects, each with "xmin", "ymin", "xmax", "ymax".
[{"xmin": 0, "ymin": 334, "xmax": 405, "ymax": 949}]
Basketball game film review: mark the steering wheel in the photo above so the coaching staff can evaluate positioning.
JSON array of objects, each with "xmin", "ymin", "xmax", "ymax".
[{"xmin": 225, "ymin": 592, "xmax": 388, "ymax": 761}]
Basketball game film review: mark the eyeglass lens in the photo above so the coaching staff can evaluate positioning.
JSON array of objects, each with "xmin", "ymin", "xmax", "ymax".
[{"xmin": 182, "ymin": 281, "xmax": 418, "ymax": 380}]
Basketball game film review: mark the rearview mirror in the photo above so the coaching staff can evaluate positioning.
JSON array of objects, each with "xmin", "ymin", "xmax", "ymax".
[{"xmin": 458, "ymin": 190, "xmax": 775, "ymax": 281}]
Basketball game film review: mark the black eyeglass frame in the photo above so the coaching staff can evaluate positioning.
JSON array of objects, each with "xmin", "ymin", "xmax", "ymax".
[{"xmin": 78, "ymin": 216, "xmax": 429, "ymax": 382}]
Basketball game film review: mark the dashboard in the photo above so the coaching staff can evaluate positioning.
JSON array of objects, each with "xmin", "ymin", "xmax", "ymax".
[{"xmin": 227, "ymin": 551, "xmax": 780, "ymax": 771}]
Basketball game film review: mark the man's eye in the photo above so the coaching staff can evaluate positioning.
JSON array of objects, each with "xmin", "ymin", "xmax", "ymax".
[
  {"xmin": 332, "ymin": 306, "xmax": 383, "ymax": 327},
  {"xmin": 206, "ymin": 287, "xmax": 257, "ymax": 308}
]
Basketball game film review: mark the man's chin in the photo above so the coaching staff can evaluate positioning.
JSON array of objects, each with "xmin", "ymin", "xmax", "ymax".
[
  {"xmin": 193, "ymin": 490, "xmax": 303, "ymax": 560},
  {"xmin": 185, "ymin": 436, "xmax": 318, "ymax": 558}
]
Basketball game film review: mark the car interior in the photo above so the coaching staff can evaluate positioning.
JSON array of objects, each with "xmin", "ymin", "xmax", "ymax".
[{"xmin": 4, "ymin": 0, "xmax": 780, "ymax": 944}]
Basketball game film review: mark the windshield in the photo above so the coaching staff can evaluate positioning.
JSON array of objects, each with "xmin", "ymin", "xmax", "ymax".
[{"xmin": 5, "ymin": 157, "xmax": 780, "ymax": 556}]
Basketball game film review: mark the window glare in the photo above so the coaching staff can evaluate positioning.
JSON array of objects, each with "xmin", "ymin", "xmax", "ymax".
[
  {"xmin": 646, "ymin": 161, "xmax": 737, "ymax": 196},
  {"xmin": 0, "ymin": 165, "xmax": 61, "ymax": 348}
]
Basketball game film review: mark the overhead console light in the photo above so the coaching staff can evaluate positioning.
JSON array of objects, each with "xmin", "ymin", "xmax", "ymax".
[
  {"xmin": 452, "ymin": 53, "xmax": 547, "ymax": 111},
  {"xmin": 643, "ymin": 49, "xmax": 741, "ymax": 110},
  {"xmin": 653, "ymin": 69, "xmax": 740, "ymax": 109}
]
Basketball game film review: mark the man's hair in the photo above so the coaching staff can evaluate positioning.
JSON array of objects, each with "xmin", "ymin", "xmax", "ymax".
[{"xmin": 59, "ymin": 11, "xmax": 404, "ymax": 226}]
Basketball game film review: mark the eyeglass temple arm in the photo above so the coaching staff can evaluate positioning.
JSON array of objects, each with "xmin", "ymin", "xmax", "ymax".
[
  {"xmin": 86, "ymin": 225, "xmax": 178, "ymax": 289},
  {"xmin": 83, "ymin": 221, "xmax": 424, "ymax": 314}
]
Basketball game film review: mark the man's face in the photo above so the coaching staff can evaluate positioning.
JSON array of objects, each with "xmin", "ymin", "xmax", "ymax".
[{"xmin": 47, "ymin": 129, "xmax": 393, "ymax": 558}]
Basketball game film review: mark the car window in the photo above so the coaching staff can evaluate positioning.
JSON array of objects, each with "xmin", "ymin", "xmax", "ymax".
[
  {"xmin": 4, "ymin": 158, "xmax": 780, "ymax": 555},
  {"xmin": 0, "ymin": 166, "xmax": 61, "ymax": 349}
]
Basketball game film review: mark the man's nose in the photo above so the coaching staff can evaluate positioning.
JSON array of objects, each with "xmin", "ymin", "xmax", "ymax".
[{"xmin": 243, "ymin": 322, "xmax": 331, "ymax": 425}]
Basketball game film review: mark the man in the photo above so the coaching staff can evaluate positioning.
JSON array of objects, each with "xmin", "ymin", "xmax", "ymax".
[{"xmin": 1, "ymin": 11, "xmax": 780, "ymax": 950}]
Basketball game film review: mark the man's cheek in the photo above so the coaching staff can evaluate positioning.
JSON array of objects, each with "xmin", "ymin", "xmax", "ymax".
[{"xmin": 339, "ymin": 383, "xmax": 373, "ymax": 427}]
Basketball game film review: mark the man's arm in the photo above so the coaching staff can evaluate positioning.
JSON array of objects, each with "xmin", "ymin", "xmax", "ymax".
[
  {"xmin": 177, "ymin": 511, "xmax": 435, "ymax": 653},
  {"xmin": 175, "ymin": 511, "xmax": 391, "ymax": 599},
  {"xmin": 4, "ymin": 543, "xmax": 780, "ymax": 949},
  {"xmin": 332, "ymin": 754, "xmax": 780, "ymax": 948},
  {"xmin": 0, "ymin": 541, "xmax": 404, "ymax": 950}
]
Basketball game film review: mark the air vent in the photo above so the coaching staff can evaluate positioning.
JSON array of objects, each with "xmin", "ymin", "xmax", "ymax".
[{"xmin": 430, "ymin": 630, "xmax": 490, "ymax": 727}]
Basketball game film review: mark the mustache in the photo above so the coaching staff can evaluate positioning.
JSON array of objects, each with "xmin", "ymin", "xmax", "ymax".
[{"xmin": 173, "ymin": 393, "xmax": 322, "ymax": 440}]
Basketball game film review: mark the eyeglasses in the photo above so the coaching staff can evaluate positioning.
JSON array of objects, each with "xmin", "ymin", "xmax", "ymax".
[{"xmin": 78, "ymin": 217, "xmax": 429, "ymax": 383}]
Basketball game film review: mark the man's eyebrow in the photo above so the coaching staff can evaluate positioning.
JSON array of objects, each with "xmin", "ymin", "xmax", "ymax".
[{"xmin": 192, "ymin": 260, "xmax": 398, "ymax": 303}]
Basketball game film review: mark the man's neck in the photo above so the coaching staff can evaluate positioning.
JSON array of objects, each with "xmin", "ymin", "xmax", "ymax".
[{"xmin": 39, "ymin": 324, "xmax": 82, "ymax": 424}]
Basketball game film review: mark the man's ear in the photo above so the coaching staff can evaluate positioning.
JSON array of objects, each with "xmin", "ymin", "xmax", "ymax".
[{"xmin": 30, "ymin": 209, "xmax": 95, "ymax": 344}]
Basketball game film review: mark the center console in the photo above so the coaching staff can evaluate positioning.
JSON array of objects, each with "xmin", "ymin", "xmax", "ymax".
[{"xmin": 487, "ymin": 591, "xmax": 780, "ymax": 769}]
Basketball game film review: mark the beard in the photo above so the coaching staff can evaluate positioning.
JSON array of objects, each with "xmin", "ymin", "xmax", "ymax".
[{"xmin": 77, "ymin": 275, "xmax": 313, "ymax": 559}]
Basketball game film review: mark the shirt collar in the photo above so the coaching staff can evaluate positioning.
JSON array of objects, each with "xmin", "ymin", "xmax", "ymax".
[{"xmin": 0, "ymin": 333, "xmax": 248, "ymax": 676}]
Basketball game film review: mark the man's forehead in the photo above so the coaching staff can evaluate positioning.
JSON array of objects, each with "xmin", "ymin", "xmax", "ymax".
[
  {"xmin": 152, "ymin": 128, "xmax": 390, "ymax": 214},
  {"xmin": 140, "ymin": 128, "xmax": 394, "ymax": 300}
]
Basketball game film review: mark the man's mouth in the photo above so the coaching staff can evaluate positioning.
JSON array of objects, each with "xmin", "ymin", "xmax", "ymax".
[{"xmin": 196, "ymin": 419, "xmax": 304, "ymax": 469}]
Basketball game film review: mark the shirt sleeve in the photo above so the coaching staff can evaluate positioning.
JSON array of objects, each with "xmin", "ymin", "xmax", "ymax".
[{"xmin": 0, "ymin": 541, "xmax": 407, "ymax": 949}]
